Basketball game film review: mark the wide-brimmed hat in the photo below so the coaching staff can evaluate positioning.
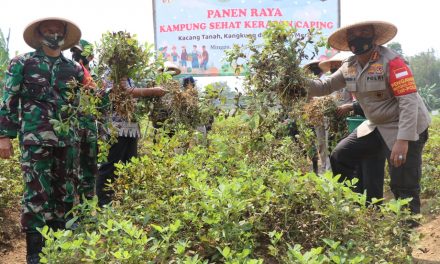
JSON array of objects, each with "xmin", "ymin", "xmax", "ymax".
[
  {"xmin": 23, "ymin": 17, "xmax": 81, "ymax": 50},
  {"xmin": 319, "ymin": 52, "xmax": 352, "ymax": 73},
  {"xmin": 303, "ymin": 59, "xmax": 321, "ymax": 69},
  {"xmin": 328, "ymin": 21, "xmax": 397, "ymax": 51},
  {"xmin": 159, "ymin": 61, "xmax": 181, "ymax": 76},
  {"xmin": 303, "ymin": 59, "xmax": 323, "ymax": 76}
]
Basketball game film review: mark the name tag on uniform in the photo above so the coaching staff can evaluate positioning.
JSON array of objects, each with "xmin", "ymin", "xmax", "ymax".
[{"xmin": 366, "ymin": 63, "xmax": 385, "ymax": 81}]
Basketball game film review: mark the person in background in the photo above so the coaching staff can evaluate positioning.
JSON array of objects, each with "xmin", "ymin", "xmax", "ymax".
[
  {"xmin": 318, "ymin": 53, "xmax": 353, "ymax": 171},
  {"xmin": 306, "ymin": 21, "xmax": 430, "ymax": 219},
  {"xmin": 303, "ymin": 60, "xmax": 323, "ymax": 174},
  {"xmin": 182, "ymin": 76, "xmax": 196, "ymax": 90},
  {"xmin": 70, "ymin": 39, "xmax": 98, "ymax": 202},
  {"xmin": 320, "ymin": 52, "xmax": 386, "ymax": 202},
  {"xmin": 0, "ymin": 17, "xmax": 84, "ymax": 263},
  {"xmin": 95, "ymin": 63, "xmax": 179, "ymax": 207}
]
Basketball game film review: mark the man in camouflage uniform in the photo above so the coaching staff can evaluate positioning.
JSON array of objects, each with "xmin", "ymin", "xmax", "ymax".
[
  {"xmin": 0, "ymin": 17, "xmax": 84, "ymax": 263},
  {"xmin": 70, "ymin": 39, "xmax": 98, "ymax": 201}
]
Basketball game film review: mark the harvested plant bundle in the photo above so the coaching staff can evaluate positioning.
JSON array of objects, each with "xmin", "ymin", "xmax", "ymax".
[
  {"xmin": 149, "ymin": 80, "xmax": 200, "ymax": 128},
  {"xmin": 225, "ymin": 22, "xmax": 326, "ymax": 109},
  {"xmin": 302, "ymin": 96, "xmax": 337, "ymax": 126},
  {"xmin": 96, "ymin": 31, "xmax": 160, "ymax": 121},
  {"xmin": 303, "ymin": 96, "xmax": 349, "ymax": 150}
]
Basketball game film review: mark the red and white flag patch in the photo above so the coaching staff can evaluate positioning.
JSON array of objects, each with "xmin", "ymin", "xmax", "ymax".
[{"xmin": 388, "ymin": 57, "xmax": 417, "ymax": 96}]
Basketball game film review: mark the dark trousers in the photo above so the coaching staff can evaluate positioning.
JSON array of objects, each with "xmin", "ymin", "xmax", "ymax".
[
  {"xmin": 96, "ymin": 136, "xmax": 138, "ymax": 207},
  {"xmin": 354, "ymin": 156, "xmax": 386, "ymax": 202},
  {"xmin": 330, "ymin": 128, "xmax": 428, "ymax": 213}
]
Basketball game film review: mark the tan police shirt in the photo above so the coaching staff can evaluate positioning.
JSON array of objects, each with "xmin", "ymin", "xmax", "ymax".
[{"xmin": 307, "ymin": 46, "xmax": 431, "ymax": 149}]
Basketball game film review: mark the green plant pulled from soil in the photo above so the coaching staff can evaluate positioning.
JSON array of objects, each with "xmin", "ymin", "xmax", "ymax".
[{"xmin": 225, "ymin": 22, "xmax": 326, "ymax": 110}]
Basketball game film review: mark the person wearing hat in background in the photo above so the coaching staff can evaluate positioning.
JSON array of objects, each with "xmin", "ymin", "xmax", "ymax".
[
  {"xmin": 95, "ymin": 62, "xmax": 176, "ymax": 207},
  {"xmin": 320, "ymin": 52, "xmax": 386, "ymax": 203},
  {"xmin": 315, "ymin": 53, "xmax": 353, "ymax": 172},
  {"xmin": 305, "ymin": 21, "xmax": 431, "ymax": 219},
  {"xmin": 70, "ymin": 39, "xmax": 98, "ymax": 202},
  {"xmin": 0, "ymin": 17, "xmax": 85, "ymax": 263},
  {"xmin": 302, "ymin": 60, "xmax": 323, "ymax": 174},
  {"xmin": 182, "ymin": 75, "xmax": 196, "ymax": 89}
]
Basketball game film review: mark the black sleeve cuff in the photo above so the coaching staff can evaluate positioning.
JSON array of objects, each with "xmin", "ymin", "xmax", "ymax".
[{"xmin": 353, "ymin": 101, "xmax": 365, "ymax": 117}]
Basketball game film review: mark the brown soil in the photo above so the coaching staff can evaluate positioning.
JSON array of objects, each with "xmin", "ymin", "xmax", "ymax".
[
  {"xmin": 413, "ymin": 214, "xmax": 440, "ymax": 263},
  {"xmin": 0, "ymin": 207, "xmax": 25, "ymax": 264},
  {"xmin": 0, "ymin": 238, "xmax": 25, "ymax": 264}
]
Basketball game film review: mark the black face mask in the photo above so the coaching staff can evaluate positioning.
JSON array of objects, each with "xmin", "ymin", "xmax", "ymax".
[
  {"xmin": 309, "ymin": 65, "xmax": 322, "ymax": 77},
  {"xmin": 330, "ymin": 68, "xmax": 338, "ymax": 74},
  {"xmin": 348, "ymin": 36, "xmax": 374, "ymax": 55},
  {"xmin": 41, "ymin": 33, "xmax": 65, "ymax": 50}
]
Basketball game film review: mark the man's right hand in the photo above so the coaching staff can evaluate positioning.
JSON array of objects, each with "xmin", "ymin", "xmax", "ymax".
[
  {"xmin": 0, "ymin": 137, "xmax": 14, "ymax": 159},
  {"xmin": 336, "ymin": 103, "xmax": 354, "ymax": 117},
  {"xmin": 150, "ymin": 87, "xmax": 168, "ymax": 97}
]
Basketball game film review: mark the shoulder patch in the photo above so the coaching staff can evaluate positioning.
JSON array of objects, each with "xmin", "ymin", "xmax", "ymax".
[{"xmin": 388, "ymin": 57, "xmax": 417, "ymax": 96}]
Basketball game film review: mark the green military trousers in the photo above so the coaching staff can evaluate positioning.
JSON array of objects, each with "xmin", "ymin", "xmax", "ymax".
[{"xmin": 20, "ymin": 145, "xmax": 77, "ymax": 232}]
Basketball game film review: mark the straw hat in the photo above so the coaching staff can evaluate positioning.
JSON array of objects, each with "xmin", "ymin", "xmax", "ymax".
[
  {"xmin": 23, "ymin": 17, "xmax": 81, "ymax": 50},
  {"xmin": 303, "ymin": 59, "xmax": 321, "ymax": 69},
  {"xmin": 159, "ymin": 61, "xmax": 181, "ymax": 76},
  {"xmin": 318, "ymin": 52, "xmax": 352, "ymax": 73},
  {"xmin": 328, "ymin": 21, "xmax": 397, "ymax": 51}
]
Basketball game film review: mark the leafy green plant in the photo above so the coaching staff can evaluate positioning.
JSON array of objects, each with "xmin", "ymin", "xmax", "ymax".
[
  {"xmin": 36, "ymin": 24, "xmax": 426, "ymax": 263},
  {"xmin": 419, "ymin": 83, "xmax": 440, "ymax": 111},
  {"xmin": 0, "ymin": 139, "xmax": 21, "ymax": 210},
  {"xmin": 95, "ymin": 31, "xmax": 165, "ymax": 122},
  {"xmin": 421, "ymin": 116, "xmax": 440, "ymax": 214},
  {"xmin": 0, "ymin": 28, "xmax": 9, "ymax": 93},
  {"xmin": 225, "ymin": 22, "xmax": 326, "ymax": 109},
  {"xmin": 39, "ymin": 113, "xmax": 417, "ymax": 263},
  {"xmin": 0, "ymin": 139, "xmax": 22, "ymax": 246}
]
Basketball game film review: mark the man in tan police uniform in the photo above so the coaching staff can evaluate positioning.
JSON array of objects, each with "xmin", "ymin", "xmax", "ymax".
[{"xmin": 306, "ymin": 21, "xmax": 431, "ymax": 217}]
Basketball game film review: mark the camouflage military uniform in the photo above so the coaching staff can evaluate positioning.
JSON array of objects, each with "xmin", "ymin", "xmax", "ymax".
[
  {"xmin": 77, "ymin": 68, "xmax": 98, "ymax": 201},
  {"xmin": 77, "ymin": 116, "xmax": 98, "ymax": 200},
  {"xmin": 0, "ymin": 48, "xmax": 84, "ymax": 232},
  {"xmin": 72, "ymin": 39, "xmax": 98, "ymax": 201}
]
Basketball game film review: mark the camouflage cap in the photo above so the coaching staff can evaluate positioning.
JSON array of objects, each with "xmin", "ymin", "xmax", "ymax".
[
  {"xmin": 72, "ymin": 39, "xmax": 91, "ymax": 52},
  {"xmin": 71, "ymin": 39, "xmax": 93, "ymax": 56}
]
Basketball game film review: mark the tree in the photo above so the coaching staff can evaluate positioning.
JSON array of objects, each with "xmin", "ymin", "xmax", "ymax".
[
  {"xmin": 0, "ymin": 30, "xmax": 10, "ymax": 99},
  {"xmin": 0, "ymin": 29, "xmax": 9, "ymax": 88},
  {"xmin": 418, "ymin": 83, "xmax": 440, "ymax": 111},
  {"xmin": 408, "ymin": 49, "xmax": 440, "ymax": 110},
  {"xmin": 387, "ymin": 42, "xmax": 403, "ymax": 56}
]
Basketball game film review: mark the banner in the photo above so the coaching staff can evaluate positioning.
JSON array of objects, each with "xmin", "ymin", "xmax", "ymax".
[{"xmin": 153, "ymin": 0, "xmax": 340, "ymax": 76}]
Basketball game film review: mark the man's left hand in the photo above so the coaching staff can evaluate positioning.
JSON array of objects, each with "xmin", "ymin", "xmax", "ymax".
[{"xmin": 390, "ymin": 139, "xmax": 408, "ymax": 167}]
